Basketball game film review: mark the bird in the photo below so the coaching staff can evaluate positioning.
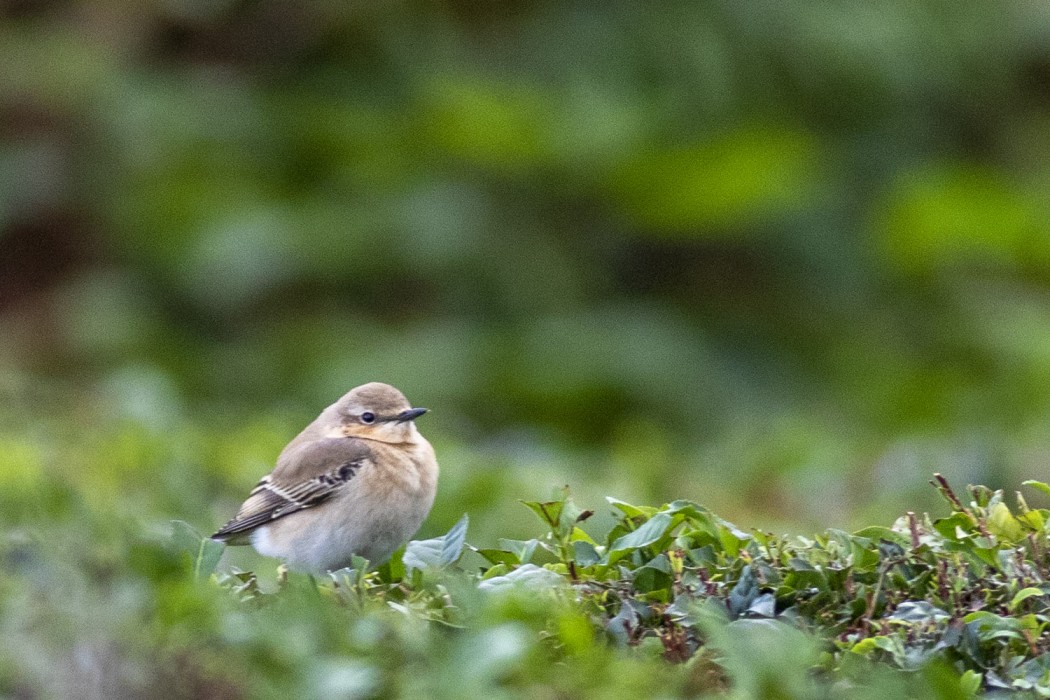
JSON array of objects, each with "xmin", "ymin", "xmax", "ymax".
[{"xmin": 211, "ymin": 382, "xmax": 438, "ymax": 572}]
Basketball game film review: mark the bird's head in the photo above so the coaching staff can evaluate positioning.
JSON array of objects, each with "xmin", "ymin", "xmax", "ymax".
[{"xmin": 329, "ymin": 382, "xmax": 429, "ymax": 444}]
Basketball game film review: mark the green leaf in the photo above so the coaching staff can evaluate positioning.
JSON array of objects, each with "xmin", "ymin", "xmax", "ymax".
[
  {"xmin": 1009, "ymin": 587, "xmax": 1045, "ymax": 612},
  {"xmin": 605, "ymin": 497, "xmax": 651, "ymax": 518},
  {"xmin": 959, "ymin": 670, "xmax": 983, "ymax": 697},
  {"xmin": 557, "ymin": 496, "xmax": 584, "ymax": 530},
  {"xmin": 987, "ymin": 502, "xmax": 1024, "ymax": 542},
  {"xmin": 604, "ymin": 512, "xmax": 676, "ymax": 565},
  {"xmin": 850, "ymin": 539, "xmax": 880, "ymax": 570},
  {"xmin": 634, "ymin": 554, "xmax": 673, "ymax": 595},
  {"xmin": 969, "ymin": 547, "xmax": 1000, "ymax": 569},
  {"xmin": 664, "ymin": 500, "xmax": 711, "ymax": 520},
  {"xmin": 403, "ymin": 514, "xmax": 469, "ymax": 572},
  {"xmin": 933, "ymin": 512, "xmax": 975, "ymax": 540},
  {"xmin": 747, "ymin": 592, "xmax": 775, "ymax": 618},
  {"xmin": 1017, "ymin": 508, "xmax": 1045, "ymax": 532},
  {"xmin": 340, "ymin": 555, "xmax": 370, "ymax": 584},
  {"xmin": 520, "ymin": 500, "xmax": 564, "ymax": 530},
  {"xmin": 964, "ymin": 610, "xmax": 1019, "ymax": 628},
  {"xmin": 1017, "ymin": 613, "xmax": 1044, "ymax": 634},
  {"xmin": 171, "ymin": 520, "xmax": 224, "ymax": 582},
  {"xmin": 440, "ymin": 514, "xmax": 469, "ymax": 566},
  {"xmin": 888, "ymin": 600, "xmax": 949, "ymax": 623},
  {"xmin": 403, "ymin": 535, "xmax": 442, "ymax": 571},
  {"xmin": 850, "ymin": 637, "xmax": 883, "ymax": 655},
  {"xmin": 1024, "ymin": 480, "xmax": 1050, "ymax": 499},
  {"xmin": 849, "ymin": 635, "xmax": 909, "ymax": 659},
  {"xmin": 475, "ymin": 548, "xmax": 521, "ymax": 566},
  {"xmin": 477, "ymin": 564, "xmax": 564, "ymax": 593},
  {"xmin": 727, "ymin": 564, "xmax": 758, "ymax": 617},
  {"xmin": 377, "ymin": 547, "xmax": 406, "ymax": 582},
  {"xmin": 480, "ymin": 563, "xmax": 510, "ymax": 580},
  {"xmin": 852, "ymin": 526, "xmax": 909, "ymax": 545},
  {"xmin": 497, "ymin": 538, "xmax": 539, "ymax": 564},
  {"xmin": 572, "ymin": 540, "xmax": 600, "ymax": 567},
  {"xmin": 569, "ymin": 526, "xmax": 597, "ymax": 545},
  {"xmin": 718, "ymin": 524, "xmax": 749, "ymax": 557}
]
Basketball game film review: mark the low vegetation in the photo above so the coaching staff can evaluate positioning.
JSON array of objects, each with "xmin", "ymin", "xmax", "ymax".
[{"xmin": 154, "ymin": 475, "xmax": 1050, "ymax": 698}]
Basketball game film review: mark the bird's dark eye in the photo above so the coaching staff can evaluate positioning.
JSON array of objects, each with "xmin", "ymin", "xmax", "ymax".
[{"xmin": 360, "ymin": 412, "xmax": 376, "ymax": 424}]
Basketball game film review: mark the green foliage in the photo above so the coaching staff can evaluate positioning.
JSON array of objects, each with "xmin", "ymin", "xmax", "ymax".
[
  {"xmin": 9, "ymin": 387, "xmax": 1050, "ymax": 696},
  {"xmin": 402, "ymin": 513, "xmax": 470, "ymax": 572},
  {"xmin": 13, "ymin": 475, "xmax": 1035, "ymax": 697},
  {"xmin": 171, "ymin": 520, "xmax": 225, "ymax": 582},
  {"xmin": 4, "ymin": 0, "xmax": 1050, "ymax": 535}
]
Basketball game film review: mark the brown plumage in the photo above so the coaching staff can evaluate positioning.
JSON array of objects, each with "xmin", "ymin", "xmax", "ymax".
[{"xmin": 211, "ymin": 382, "xmax": 439, "ymax": 571}]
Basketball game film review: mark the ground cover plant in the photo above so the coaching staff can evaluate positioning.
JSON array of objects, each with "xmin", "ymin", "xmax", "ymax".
[
  {"xmin": 152, "ymin": 475, "xmax": 1050, "ymax": 698},
  {"xmin": 2, "ymin": 392, "xmax": 1049, "ymax": 698}
]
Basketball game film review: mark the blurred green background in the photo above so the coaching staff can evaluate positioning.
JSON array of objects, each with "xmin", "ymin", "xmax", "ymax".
[
  {"xmin": 7, "ymin": 1, "xmax": 1050, "ymax": 697},
  {"xmin": 5, "ymin": 0, "xmax": 1050, "ymax": 550}
]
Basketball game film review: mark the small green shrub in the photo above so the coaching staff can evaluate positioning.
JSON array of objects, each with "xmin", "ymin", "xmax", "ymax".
[{"xmin": 159, "ymin": 474, "xmax": 1050, "ymax": 698}]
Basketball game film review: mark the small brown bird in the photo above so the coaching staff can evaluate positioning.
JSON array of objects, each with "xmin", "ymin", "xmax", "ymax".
[{"xmin": 211, "ymin": 382, "xmax": 438, "ymax": 572}]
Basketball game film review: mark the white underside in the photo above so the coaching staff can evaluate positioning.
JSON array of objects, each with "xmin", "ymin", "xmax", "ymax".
[
  {"xmin": 249, "ymin": 476, "xmax": 434, "ymax": 572},
  {"xmin": 250, "ymin": 526, "xmax": 278, "ymax": 559}
]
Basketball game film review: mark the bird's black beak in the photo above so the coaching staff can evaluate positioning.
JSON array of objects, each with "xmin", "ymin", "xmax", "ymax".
[{"xmin": 395, "ymin": 407, "xmax": 428, "ymax": 422}]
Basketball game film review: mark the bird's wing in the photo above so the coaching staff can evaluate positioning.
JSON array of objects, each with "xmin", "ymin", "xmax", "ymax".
[{"xmin": 211, "ymin": 438, "xmax": 371, "ymax": 541}]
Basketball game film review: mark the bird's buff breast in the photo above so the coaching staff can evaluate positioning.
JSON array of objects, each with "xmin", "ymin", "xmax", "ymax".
[{"xmin": 252, "ymin": 444, "xmax": 437, "ymax": 571}]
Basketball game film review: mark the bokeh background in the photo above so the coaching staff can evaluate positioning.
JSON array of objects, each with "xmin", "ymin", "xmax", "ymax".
[
  {"xmin": 8, "ymin": 2, "xmax": 1050, "ymax": 697},
  {"xmin": 5, "ymin": 1, "xmax": 1050, "ymax": 560}
]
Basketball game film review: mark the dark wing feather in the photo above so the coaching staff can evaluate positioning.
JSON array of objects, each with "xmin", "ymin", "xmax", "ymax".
[{"xmin": 211, "ymin": 440, "xmax": 368, "ymax": 541}]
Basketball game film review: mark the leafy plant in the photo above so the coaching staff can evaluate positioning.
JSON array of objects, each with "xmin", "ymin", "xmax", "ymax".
[{"xmin": 163, "ymin": 474, "xmax": 1050, "ymax": 697}]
